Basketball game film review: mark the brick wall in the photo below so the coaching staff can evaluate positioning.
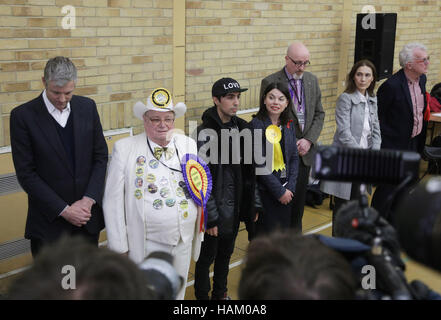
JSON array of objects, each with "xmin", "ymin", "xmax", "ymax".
[
  {"xmin": 185, "ymin": 0, "xmax": 441, "ymax": 144},
  {"xmin": 185, "ymin": 0, "xmax": 344, "ymax": 133},
  {"xmin": 1, "ymin": 0, "xmax": 440, "ymax": 147},
  {"xmin": 0, "ymin": 0, "xmax": 173, "ymax": 146}
]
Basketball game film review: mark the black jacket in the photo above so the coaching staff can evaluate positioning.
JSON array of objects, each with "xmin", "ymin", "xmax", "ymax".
[
  {"xmin": 377, "ymin": 68, "xmax": 427, "ymax": 154},
  {"xmin": 10, "ymin": 94, "xmax": 108, "ymax": 241},
  {"xmin": 197, "ymin": 106, "xmax": 256, "ymax": 236},
  {"xmin": 250, "ymin": 116, "xmax": 299, "ymax": 200}
]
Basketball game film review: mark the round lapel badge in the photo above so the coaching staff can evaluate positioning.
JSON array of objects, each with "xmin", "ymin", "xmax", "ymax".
[
  {"xmin": 149, "ymin": 159, "xmax": 159, "ymax": 169},
  {"xmin": 165, "ymin": 198, "xmax": 176, "ymax": 207},
  {"xmin": 134, "ymin": 189, "xmax": 143, "ymax": 200},
  {"xmin": 136, "ymin": 167, "xmax": 144, "ymax": 177},
  {"xmin": 153, "ymin": 199, "xmax": 163, "ymax": 210},
  {"xmin": 147, "ymin": 183, "xmax": 158, "ymax": 194},
  {"xmin": 160, "ymin": 187, "xmax": 170, "ymax": 198},
  {"xmin": 146, "ymin": 173, "xmax": 156, "ymax": 183},
  {"xmin": 135, "ymin": 177, "xmax": 143, "ymax": 188},
  {"xmin": 176, "ymin": 187, "xmax": 184, "ymax": 197},
  {"xmin": 151, "ymin": 88, "xmax": 171, "ymax": 109},
  {"xmin": 136, "ymin": 156, "xmax": 146, "ymax": 166},
  {"xmin": 179, "ymin": 199, "xmax": 188, "ymax": 210}
]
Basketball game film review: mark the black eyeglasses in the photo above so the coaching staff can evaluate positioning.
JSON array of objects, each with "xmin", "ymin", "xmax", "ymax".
[{"xmin": 287, "ymin": 56, "xmax": 310, "ymax": 67}]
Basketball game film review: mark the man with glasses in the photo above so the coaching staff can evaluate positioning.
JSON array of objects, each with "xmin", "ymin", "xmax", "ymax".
[
  {"xmin": 103, "ymin": 88, "xmax": 202, "ymax": 300},
  {"xmin": 372, "ymin": 42, "xmax": 430, "ymax": 221},
  {"xmin": 260, "ymin": 42, "xmax": 325, "ymax": 232}
]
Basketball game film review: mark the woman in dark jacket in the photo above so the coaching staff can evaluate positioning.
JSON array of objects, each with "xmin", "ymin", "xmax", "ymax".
[{"xmin": 250, "ymin": 82, "xmax": 299, "ymax": 235}]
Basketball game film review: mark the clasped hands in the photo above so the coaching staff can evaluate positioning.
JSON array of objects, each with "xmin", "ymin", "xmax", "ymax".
[
  {"xmin": 297, "ymin": 138, "xmax": 312, "ymax": 157},
  {"xmin": 61, "ymin": 196, "xmax": 95, "ymax": 227}
]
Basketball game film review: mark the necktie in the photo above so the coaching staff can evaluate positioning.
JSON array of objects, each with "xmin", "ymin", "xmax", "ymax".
[
  {"xmin": 153, "ymin": 147, "xmax": 175, "ymax": 160},
  {"xmin": 295, "ymin": 79, "xmax": 303, "ymax": 111}
]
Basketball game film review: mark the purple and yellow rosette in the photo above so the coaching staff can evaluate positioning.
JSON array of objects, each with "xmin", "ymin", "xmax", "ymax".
[{"xmin": 181, "ymin": 154, "xmax": 212, "ymax": 232}]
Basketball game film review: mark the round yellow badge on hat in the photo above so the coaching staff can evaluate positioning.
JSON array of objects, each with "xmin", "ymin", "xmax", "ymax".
[
  {"xmin": 151, "ymin": 88, "xmax": 171, "ymax": 108},
  {"xmin": 265, "ymin": 125, "xmax": 282, "ymax": 144}
]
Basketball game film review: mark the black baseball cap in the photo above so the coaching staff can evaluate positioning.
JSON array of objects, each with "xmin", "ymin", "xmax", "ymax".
[{"xmin": 212, "ymin": 77, "xmax": 248, "ymax": 97}]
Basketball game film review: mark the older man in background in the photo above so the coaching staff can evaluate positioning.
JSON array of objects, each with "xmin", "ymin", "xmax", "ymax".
[
  {"xmin": 371, "ymin": 42, "xmax": 430, "ymax": 221},
  {"xmin": 260, "ymin": 42, "xmax": 325, "ymax": 231},
  {"xmin": 103, "ymin": 88, "xmax": 202, "ymax": 300}
]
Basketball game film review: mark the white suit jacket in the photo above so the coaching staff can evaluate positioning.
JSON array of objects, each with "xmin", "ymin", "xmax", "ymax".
[{"xmin": 103, "ymin": 132, "xmax": 203, "ymax": 264}]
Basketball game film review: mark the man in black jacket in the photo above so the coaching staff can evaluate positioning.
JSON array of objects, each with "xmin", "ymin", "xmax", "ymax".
[
  {"xmin": 371, "ymin": 42, "xmax": 429, "ymax": 221},
  {"xmin": 194, "ymin": 78, "xmax": 256, "ymax": 300},
  {"xmin": 10, "ymin": 57, "xmax": 108, "ymax": 257}
]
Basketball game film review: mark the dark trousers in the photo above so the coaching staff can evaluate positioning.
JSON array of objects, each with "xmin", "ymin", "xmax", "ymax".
[
  {"xmin": 194, "ymin": 232, "xmax": 237, "ymax": 300},
  {"xmin": 256, "ymin": 188, "xmax": 293, "ymax": 236},
  {"xmin": 290, "ymin": 160, "xmax": 311, "ymax": 232},
  {"xmin": 372, "ymin": 136, "xmax": 420, "ymax": 223},
  {"xmin": 30, "ymin": 230, "xmax": 99, "ymax": 258},
  {"xmin": 371, "ymin": 184, "xmax": 395, "ymax": 223},
  {"xmin": 332, "ymin": 183, "xmax": 360, "ymax": 236}
]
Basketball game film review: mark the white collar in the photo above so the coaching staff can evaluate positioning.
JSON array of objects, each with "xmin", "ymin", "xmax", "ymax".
[
  {"xmin": 356, "ymin": 90, "xmax": 368, "ymax": 102},
  {"xmin": 42, "ymin": 89, "xmax": 71, "ymax": 114},
  {"xmin": 148, "ymin": 136, "xmax": 175, "ymax": 149}
]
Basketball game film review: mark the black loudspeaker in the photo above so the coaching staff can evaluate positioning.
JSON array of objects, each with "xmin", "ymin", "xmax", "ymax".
[{"xmin": 354, "ymin": 13, "xmax": 397, "ymax": 80}]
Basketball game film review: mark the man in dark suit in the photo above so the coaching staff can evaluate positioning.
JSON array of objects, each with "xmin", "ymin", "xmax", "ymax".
[
  {"xmin": 260, "ymin": 42, "xmax": 325, "ymax": 231},
  {"xmin": 371, "ymin": 42, "xmax": 430, "ymax": 221},
  {"xmin": 10, "ymin": 56, "xmax": 108, "ymax": 257}
]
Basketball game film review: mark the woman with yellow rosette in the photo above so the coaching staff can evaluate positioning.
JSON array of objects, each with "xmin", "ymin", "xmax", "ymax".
[{"xmin": 250, "ymin": 82, "xmax": 299, "ymax": 235}]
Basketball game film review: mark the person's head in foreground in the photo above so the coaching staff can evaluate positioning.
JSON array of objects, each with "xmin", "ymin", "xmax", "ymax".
[{"xmin": 238, "ymin": 231, "xmax": 356, "ymax": 300}]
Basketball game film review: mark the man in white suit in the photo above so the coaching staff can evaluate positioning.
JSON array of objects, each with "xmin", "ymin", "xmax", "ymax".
[{"xmin": 103, "ymin": 88, "xmax": 202, "ymax": 300}]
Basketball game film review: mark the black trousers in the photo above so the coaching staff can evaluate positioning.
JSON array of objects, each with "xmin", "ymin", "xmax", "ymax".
[
  {"xmin": 331, "ymin": 183, "xmax": 360, "ymax": 236},
  {"xmin": 371, "ymin": 136, "xmax": 420, "ymax": 223},
  {"xmin": 30, "ymin": 229, "xmax": 99, "ymax": 258},
  {"xmin": 256, "ymin": 188, "xmax": 293, "ymax": 236},
  {"xmin": 194, "ymin": 232, "xmax": 238, "ymax": 300},
  {"xmin": 290, "ymin": 160, "xmax": 311, "ymax": 232}
]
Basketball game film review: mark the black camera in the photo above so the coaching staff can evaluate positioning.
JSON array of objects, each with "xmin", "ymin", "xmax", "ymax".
[
  {"xmin": 394, "ymin": 177, "xmax": 441, "ymax": 272},
  {"xmin": 314, "ymin": 146, "xmax": 441, "ymax": 299},
  {"xmin": 139, "ymin": 251, "xmax": 184, "ymax": 300}
]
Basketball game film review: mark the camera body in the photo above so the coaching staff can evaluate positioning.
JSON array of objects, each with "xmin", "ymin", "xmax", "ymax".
[
  {"xmin": 139, "ymin": 251, "xmax": 184, "ymax": 300},
  {"xmin": 314, "ymin": 146, "xmax": 441, "ymax": 299}
]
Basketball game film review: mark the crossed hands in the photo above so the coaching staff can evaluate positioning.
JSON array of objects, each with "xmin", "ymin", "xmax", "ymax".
[
  {"xmin": 297, "ymin": 138, "xmax": 312, "ymax": 157},
  {"xmin": 279, "ymin": 189, "xmax": 293, "ymax": 205},
  {"xmin": 61, "ymin": 197, "xmax": 94, "ymax": 227}
]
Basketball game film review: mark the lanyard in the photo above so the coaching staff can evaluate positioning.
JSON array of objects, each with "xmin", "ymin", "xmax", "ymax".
[
  {"xmin": 146, "ymin": 138, "xmax": 182, "ymax": 173},
  {"xmin": 285, "ymin": 74, "xmax": 303, "ymax": 109}
]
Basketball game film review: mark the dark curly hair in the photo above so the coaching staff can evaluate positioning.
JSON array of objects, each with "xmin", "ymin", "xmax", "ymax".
[{"xmin": 255, "ymin": 82, "xmax": 293, "ymax": 126}]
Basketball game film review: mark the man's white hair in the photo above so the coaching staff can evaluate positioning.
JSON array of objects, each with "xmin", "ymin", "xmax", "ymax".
[{"xmin": 399, "ymin": 42, "xmax": 427, "ymax": 68}]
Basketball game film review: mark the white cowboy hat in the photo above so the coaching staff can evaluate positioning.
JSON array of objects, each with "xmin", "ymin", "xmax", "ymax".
[{"xmin": 133, "ymin": 87, "xmax": 186, "ymax": 120}]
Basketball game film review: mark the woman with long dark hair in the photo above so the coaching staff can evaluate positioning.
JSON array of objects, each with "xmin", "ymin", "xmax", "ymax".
[
  {"xmin": 321, "ymin": 59, "xmax": 381, "ymax": 235},
  {"xmin": 250, "ymin": 82, "xmax": 299, "ymax": 235}
]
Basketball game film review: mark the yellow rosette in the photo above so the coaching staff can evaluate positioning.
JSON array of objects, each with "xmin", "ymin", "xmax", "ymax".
[{"xmin": 265, "ymin": 125, "xmax": 285, "ymax": 172}]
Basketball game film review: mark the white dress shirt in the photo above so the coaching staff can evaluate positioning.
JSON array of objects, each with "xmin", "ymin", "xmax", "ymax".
[
  {"xmin": 42, "ymin": 89, "xmax": 71, "ymax": 128},
  {"xmin": 357, "ymin": 90, "xmax": 371, "ymax": 149}
]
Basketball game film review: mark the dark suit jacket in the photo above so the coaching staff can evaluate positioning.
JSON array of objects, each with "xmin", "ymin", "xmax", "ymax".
[
  {"xmin": 10, "ymin": 94, "xmax": 108, "ymax": 242},
  {"xmin": 260, "ymin": 69, "xmax": 325, "ymax": 166},
  {"xmin": 250, "ymin": 116, "xmax": 299, "ymax": 200},
  {"xmin": 377, "ymin": 68, "xmax": 427, "ymax": 154}
]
